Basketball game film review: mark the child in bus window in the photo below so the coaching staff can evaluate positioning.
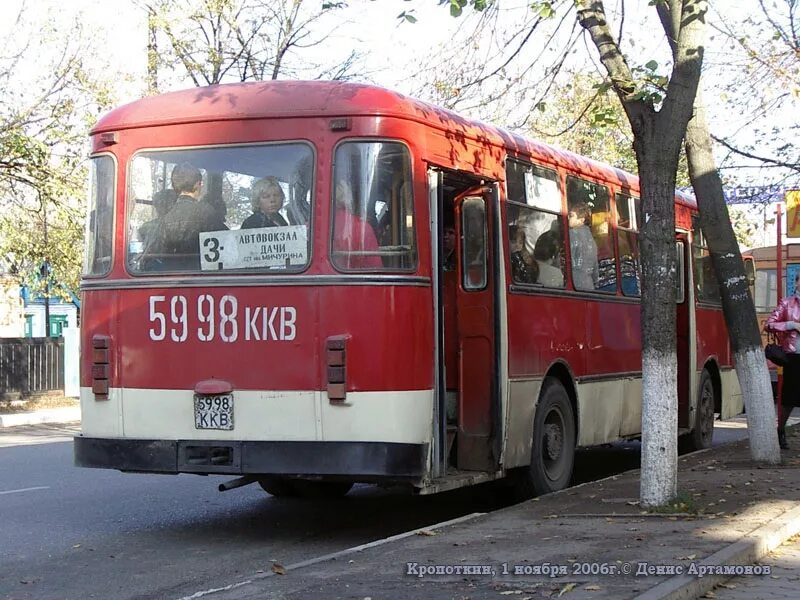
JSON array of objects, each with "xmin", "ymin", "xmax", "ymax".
[
  {"xmin": 242, "ymin": 176, "xmax": 289, "ymax": 229},
  {"xmin": 509, "ymin": 225, "xmax": 537, "ymax": 284},
  {"xmin": 568, "ymin": 202, "xmax": 599, "ymax": 290},
  {"xmin": 534, "ymin": 230, "xmax": 565, "ymax": 288}
]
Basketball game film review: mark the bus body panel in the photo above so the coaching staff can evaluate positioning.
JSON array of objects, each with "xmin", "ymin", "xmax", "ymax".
[{"xmin": 81, "ymin": 285, "xmax": 433, "ymax": 392}]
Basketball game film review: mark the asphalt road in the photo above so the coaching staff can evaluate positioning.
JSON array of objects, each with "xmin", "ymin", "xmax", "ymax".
[{"xmin": 0, "ymin": 415, "xmax": 790, "ymax": 600}]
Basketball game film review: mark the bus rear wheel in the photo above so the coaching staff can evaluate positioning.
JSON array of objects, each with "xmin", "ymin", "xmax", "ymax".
[
  {"xmin": 258, "ymin": 477, "xmax": 353, "ymax": 499},
  {"xmin": 291, "ymin": 480, "xmax": 354, "ymax": 498},
  {"xmin": 683, "ymin": 369, "xmax": 715, "ymax": 452},
  {"xmin": 508, "ymin": 377, "xmax": 576, "ymax": 500},
  {"xmin": 258, "ymin": 476, "xmax": 299, "ymax": 497}
]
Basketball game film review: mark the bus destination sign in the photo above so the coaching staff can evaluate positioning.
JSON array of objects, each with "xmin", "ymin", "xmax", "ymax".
[{"xmin": 199, "ymin": 226, "xmax": 307, "ymax": 271}]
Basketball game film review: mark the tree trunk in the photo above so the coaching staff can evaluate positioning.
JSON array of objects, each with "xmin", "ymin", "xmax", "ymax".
[
  {"xmin": 638, "ymin": 159, "xmax": 680, "ymax": 507},
  {"xmin": 685, "ymin": 92, "xmax": 781, "ymax": 464},
  {"xmin": 576, "ymin": 0, "xmax": 707, "ymax": 508}
]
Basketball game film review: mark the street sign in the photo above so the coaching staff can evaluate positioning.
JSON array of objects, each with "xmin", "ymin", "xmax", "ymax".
[{"xmin": 786, "ymin": 190, "xmax": 800, "ymax": 238}]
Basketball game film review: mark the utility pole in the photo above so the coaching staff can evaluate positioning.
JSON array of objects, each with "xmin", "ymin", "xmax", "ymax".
[{"xmin": 42, "ymin": 193, "xmax": 50, "ymax": 337}]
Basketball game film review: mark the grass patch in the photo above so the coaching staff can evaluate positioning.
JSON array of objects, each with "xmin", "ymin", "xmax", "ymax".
[{"xmin": 648, "ymin": 491, "xmax": 700, "ymax": 515}]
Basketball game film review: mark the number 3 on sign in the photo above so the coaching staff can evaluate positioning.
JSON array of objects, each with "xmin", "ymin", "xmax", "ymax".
[{"xmin": 203, "ymin": 236, "xmax": 222, "ymax": 269}]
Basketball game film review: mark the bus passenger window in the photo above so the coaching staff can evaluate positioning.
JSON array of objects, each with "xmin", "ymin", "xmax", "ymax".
[
  {"xmin": 567, "ymin": 177, "xmax": 615, "ymax": 292},
  {"xmin": 505, "ymin": 159, "xmax": 565, "ymax": 288},
  {"xmin": 692, "ymin": 217, "xmax": 722, "ymax": 304},
  {"xmin": 331, "ymin": 142, "xmax": 416, "ymax": 271}
]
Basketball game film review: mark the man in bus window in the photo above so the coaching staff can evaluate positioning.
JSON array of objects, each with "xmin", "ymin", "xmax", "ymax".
[
  {"xmin": 149, "ymin": 162, "xmax": 227, "ymax": 266},
  {"xmin": 568, "ymin": 202, "xmax": 599, "ymax": 290}
]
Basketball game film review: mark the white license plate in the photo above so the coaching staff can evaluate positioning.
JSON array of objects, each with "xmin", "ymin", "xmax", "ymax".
[{"xmin": 194, "ymin": 394, "xmax": 234, "ymax": 430}]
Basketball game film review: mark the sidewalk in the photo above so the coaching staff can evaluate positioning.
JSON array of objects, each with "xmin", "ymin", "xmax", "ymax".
[
  {"xmin": 194, "ymin": 426, "xmax": 800, "ymax": 600},
  {"xmin": 0, "ymin": 396, "xmax": 80, "ymax": 428}
]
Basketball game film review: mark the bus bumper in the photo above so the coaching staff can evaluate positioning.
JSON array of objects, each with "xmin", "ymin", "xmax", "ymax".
[{"xmin": 73, "ymin": 436, "xmax": 428, "ymax": 481}]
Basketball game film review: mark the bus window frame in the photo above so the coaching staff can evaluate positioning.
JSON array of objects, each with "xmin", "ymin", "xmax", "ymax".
[
  {"xmin": 329, "ymin": 137, "xmax": 418, "ymax": 274},
  {"xmin": 83, "ymin": 152, "xmax": 118, "ymax": 279},
  {"xmin": 676, "ymin": 240, "xmax": 685, "ymax": 304},
  {"xmin": 123, "ymin": 139, "xmax": 317, "ymax": 277},
  {"xmin": 614, "ymin": 191, "xmax": 641, "ymax": 298}
]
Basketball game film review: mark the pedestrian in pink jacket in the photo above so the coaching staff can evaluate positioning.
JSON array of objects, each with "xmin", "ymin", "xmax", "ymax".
[{"xmin": 765, "ymin": 273, "xmax": 800, "ymax": 449}]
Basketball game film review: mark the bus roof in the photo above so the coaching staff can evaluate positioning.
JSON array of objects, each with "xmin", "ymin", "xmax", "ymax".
[{"xmin": 92, "ymin": 80, "xmax": 697, "ymax": 210}]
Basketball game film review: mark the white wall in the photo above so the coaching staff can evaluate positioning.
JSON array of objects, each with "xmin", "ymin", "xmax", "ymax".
[{"xmin": 24, "ymin": 304, "xmax": 78, "ymax": 338}]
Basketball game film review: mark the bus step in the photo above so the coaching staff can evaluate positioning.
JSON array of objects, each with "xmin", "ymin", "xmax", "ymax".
[{"xmin": 416, "ymin": 468, "xmax": 504, "ymax": 495}]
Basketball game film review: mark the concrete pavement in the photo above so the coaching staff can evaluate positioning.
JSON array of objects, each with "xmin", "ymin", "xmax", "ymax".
[
  {"xmin": 181, "ymin": 426, "xmax": 800, "ymax": 600},
  {"xmin": 0, "ymin": 405, "xmax": 80, "ymax": 428}
]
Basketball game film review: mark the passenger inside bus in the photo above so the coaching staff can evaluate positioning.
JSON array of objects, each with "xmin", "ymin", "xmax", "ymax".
[
  {"xmin": 144, "ymin": 162, "xmax": 228, "ymax": 268},
  {"xmin": 533, "ymin": 230, "xmax": 565, "ymax": 287},
  {"xmin": 139, "ymin": 187, "xmax": 177, "ymax": 255},
  {"xmin": 441, "ymin": 210, "xmax": 459, "ymax": 429},
  {"xmin": 332, "ymin": 178, "xmax": 382, "ymax": 269},
  {"xmin": 568, "ymin": 202, "xmax": 599, "ymax": 290},
  {"xmin": 443, "ymin": 222, "xmax": 456, "ymax": 271},
  {"xmin": 242, "ymin": 176, "xmax": 289, "ymax": 229},
  {"xmin": 508, "ymin": 225, "xmax": 537, "ymax": 284}
]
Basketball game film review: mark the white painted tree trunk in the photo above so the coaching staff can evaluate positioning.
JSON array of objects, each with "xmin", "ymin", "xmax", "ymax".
[
  {"xmin": 735, "ymin": 348, "xmax": 781, "ymax": 463},
  {"xmin": 640, "ymin": 349, "xmax": 678, "ymax": 507}
]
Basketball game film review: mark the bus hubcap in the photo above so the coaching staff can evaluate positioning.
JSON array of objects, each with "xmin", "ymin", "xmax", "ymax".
[{"xmin": 545, "ymin": 423, "xmax": 562, "ymax": 460}]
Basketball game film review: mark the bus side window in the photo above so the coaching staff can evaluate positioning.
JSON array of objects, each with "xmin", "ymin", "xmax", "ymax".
[{"xmin": 566, "ymin": 176, "xmax": 614, "ymax": 292}]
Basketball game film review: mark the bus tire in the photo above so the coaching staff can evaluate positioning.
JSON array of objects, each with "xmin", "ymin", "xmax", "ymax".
[
  {"xmin": 258, "ymin": 476, "xmax": 299, "ymax": 497},
  {"xmin": 529, "ymin": 378, "xmax": 576, "ymax": 495},
  {"xmin": 685, "ymin": 369, "xmax": 715, "ymax": 451},
  {"xmin": 291, "ymin": 480, "xmax": 354, "ymax": 499},
  {"xmin": 507, "ymin": 377, "xmax": 576, "ymax": 500}
]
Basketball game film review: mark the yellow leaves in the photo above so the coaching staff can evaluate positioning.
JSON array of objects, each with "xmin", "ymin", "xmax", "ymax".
[{"xmin": 558, "ymin": 582, "xmax": 577, "ymax": 596}]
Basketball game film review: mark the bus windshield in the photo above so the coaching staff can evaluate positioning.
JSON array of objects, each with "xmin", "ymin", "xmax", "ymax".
[{"xmin": 127, "ymin": 142, "xmax": 314, "ymax": 274}]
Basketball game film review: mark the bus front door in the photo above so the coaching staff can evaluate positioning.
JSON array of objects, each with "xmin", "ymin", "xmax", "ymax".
[{"xmin": 453, "ymin": 189, "xmax": 497, "ymax": 472}]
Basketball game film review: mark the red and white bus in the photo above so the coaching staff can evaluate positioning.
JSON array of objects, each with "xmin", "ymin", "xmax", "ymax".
[{"xmin": 75, "ymin": 81, "xmax": 742, "ymax": 498}]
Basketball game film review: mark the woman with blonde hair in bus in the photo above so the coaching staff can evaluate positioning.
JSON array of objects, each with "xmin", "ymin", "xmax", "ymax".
[
  {"xmin": 242, "ymin": 176, "xmax": 289, "ymax": 229},
  {"xmin": 765, "ymin": 272, "xmax": 800, "ymax": 449}
]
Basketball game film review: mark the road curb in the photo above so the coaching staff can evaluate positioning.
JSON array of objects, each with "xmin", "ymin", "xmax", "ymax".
[
  {"xmin": 0, "ymin": 407, "xmax": 81, "ymax": 428},
  {"xmin": 632, "ymin": 502, "xmax": 800, "ymax": 600}
]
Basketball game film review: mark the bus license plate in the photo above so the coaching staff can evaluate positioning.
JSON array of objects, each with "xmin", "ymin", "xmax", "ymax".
[{"xmin": 194, "ymin": 394, "xmax": 234, "ymax": 430}]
